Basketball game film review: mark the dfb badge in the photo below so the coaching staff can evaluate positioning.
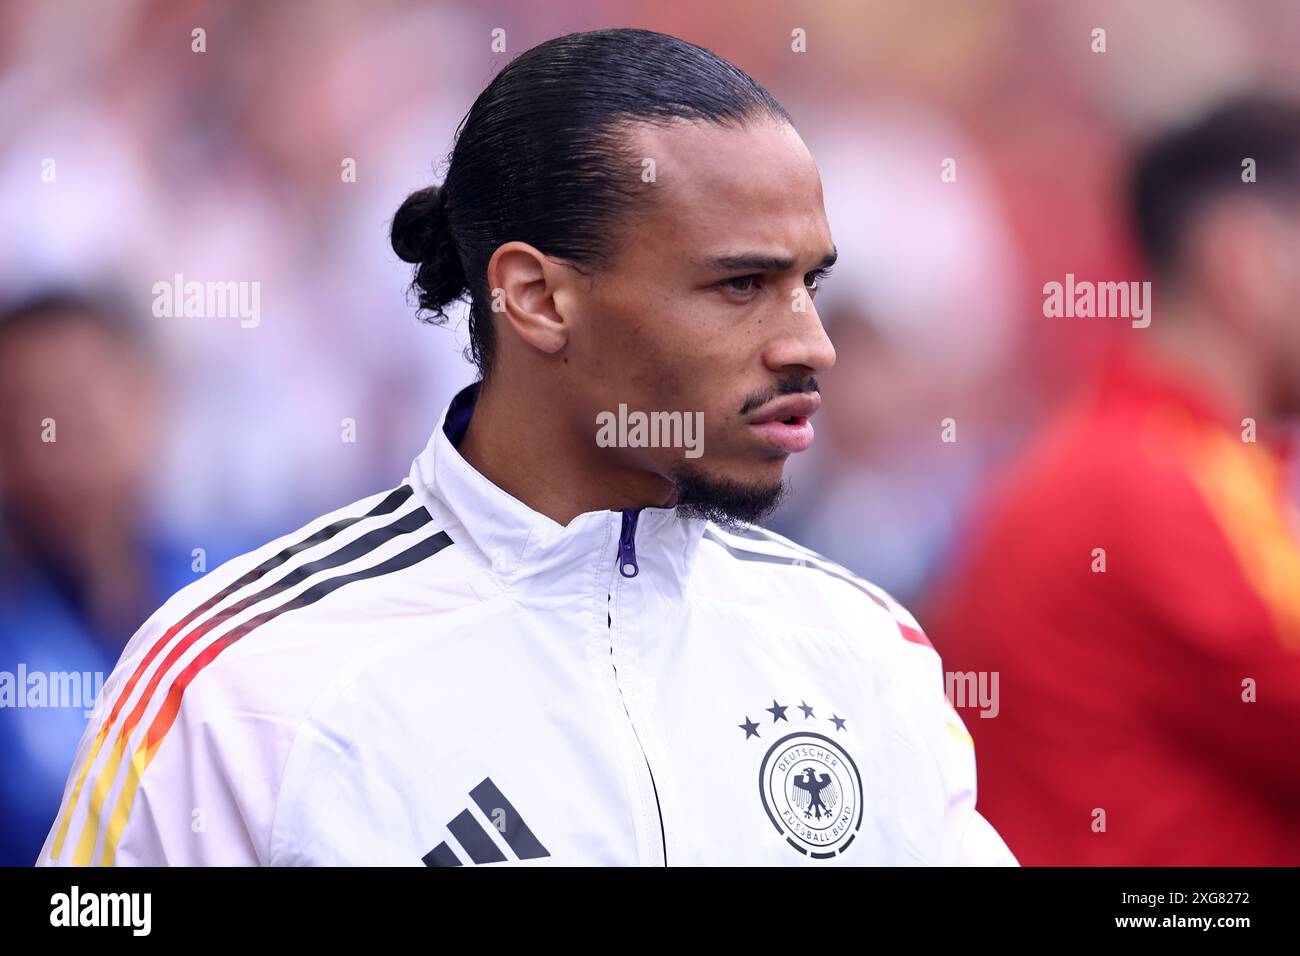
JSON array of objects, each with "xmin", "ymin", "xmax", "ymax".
[{"xmin": 739, "ymin": 700, "xmax": 864, "ymax": 859}]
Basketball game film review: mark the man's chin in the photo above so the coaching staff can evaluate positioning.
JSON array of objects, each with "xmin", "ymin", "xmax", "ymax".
[{"xmin": 667, "ymin": 463, "xmax": 789, "ymax": 529}]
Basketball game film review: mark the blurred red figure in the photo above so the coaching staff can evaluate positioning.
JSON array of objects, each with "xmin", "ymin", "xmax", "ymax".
[{"xmin": 931, "ymin": 97, "xmax": 1300, "ymax": 865}]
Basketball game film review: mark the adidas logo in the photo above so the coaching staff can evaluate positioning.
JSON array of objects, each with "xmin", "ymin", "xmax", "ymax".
[{"xmin": 422, "ymin": 777, "xmax": 550, "ymax": 866}]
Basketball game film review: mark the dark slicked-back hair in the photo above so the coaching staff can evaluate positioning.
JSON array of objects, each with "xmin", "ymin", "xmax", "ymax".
[
  {"xmin": 1131, "ymin": 94, "xmax": 1300, "ymax": 276},
  {"xmin": 390, "ymin": 27, "xmax": 792, "ymax": 378}
]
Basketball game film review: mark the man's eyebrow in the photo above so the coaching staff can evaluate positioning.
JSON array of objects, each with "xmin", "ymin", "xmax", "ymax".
[{"xmin": 696, "ymin": 245, "xmax": 838, "ymax": 273}]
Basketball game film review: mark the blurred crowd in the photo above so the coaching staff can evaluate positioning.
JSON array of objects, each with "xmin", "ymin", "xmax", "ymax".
[{"xmin": 4, "ymin": 0, "xmax": 1300, "ymax": 866}]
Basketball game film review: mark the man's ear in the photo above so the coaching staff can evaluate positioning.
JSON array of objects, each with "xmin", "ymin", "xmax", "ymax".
[{"xmin": 486, "ymin": 241, "xmax": 572, "ymax": 355}]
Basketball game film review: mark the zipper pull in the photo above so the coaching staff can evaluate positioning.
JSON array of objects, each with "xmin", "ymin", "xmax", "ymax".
[{"xmin": 617, "ymin": 508, "xmax": 640, "ymax": 578}]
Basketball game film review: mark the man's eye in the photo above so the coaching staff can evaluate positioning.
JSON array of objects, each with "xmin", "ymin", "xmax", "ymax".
[
  {"xmin": 723, "ymin": 275, "xmax": 762, "ymax": 293},
  {"xmin": 805, "ymin": 266, "xmax": 834, "ymax": 294}
]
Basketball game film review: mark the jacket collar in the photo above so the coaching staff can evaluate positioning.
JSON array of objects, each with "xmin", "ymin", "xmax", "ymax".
[{"xmin": 410, "ymin": 381, "xmax": 707, "ymax": 600}]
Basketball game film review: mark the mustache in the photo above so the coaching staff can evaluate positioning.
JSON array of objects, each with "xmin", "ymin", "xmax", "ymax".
[{"xmin": 738, "ymin": 375, "xmax": 820, "ymax": 417}]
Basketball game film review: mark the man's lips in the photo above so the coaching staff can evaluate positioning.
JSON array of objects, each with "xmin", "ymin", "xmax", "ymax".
[{"xmin": 747, "ymin": 393, "xmax": 821, "ymax": 453}]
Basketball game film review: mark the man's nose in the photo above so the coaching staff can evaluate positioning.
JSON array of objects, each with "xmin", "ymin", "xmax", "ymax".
[{"xmin": 762, "ymin": 296, "xmax": 837, "ymax": 375}]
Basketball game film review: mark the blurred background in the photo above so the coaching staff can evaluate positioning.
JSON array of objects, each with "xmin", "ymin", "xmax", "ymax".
[{"xmin": 4, "ymin": 0, "xmax": 1300, "ymax": 867}]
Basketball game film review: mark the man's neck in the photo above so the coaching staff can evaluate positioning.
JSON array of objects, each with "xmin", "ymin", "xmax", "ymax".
[{"xmin": 455, "ymin": 381, "xmax": 677, "ymax": 526}]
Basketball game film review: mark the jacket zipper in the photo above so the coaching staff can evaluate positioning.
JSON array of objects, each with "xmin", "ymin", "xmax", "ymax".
[
  {"xmin": 608, "ymin": 508, "xmax": 667, "ymax": 866},
  {"xmin": 617, "ymin": 507, "xmax": 639, "ymax": 577}
]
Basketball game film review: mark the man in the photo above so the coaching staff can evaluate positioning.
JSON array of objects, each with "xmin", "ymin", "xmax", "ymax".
[
  {"xmin": 930, "ymin": 96, "xmax": 1300, "ymax": 865},
  {"xmin": 40, "ymin": 28, "xmax": 1013, "ymax": 866},
  {"xmin": 0, "ymin": 292, "xmax": 229, "ymax": 866}
]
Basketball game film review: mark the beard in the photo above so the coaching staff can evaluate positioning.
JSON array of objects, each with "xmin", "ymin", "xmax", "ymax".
[{"xmin": 668, "ymin": 462, "xmax": 789, "ymax": 529}]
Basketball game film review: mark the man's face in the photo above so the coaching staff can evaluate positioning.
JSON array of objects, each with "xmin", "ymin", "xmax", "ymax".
[
  {"xmin": 560, "ymin": 117, "xmax": 837, "ymax": 522},
  {"xmin": 0, "ymin": 315, "xmax": 158, "ymax": 548},
  {"xmin": 1198, "ymin": 194, "xmax": 1300, "ymax": 415}
]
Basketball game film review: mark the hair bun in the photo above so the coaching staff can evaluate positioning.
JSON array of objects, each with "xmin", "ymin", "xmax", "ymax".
[
  {"xmin": 390, "ymin": 185, "xmax": 444, "ymax": 263},
  {"xmin": 390, "ymin": 184, "xmax": 468, "ymax": 315}
]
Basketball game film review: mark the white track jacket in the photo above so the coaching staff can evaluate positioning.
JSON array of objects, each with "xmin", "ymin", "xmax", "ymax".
[{"xmin": 39, "ymin": 383, "xmax": 1017, "ymax": 867}]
